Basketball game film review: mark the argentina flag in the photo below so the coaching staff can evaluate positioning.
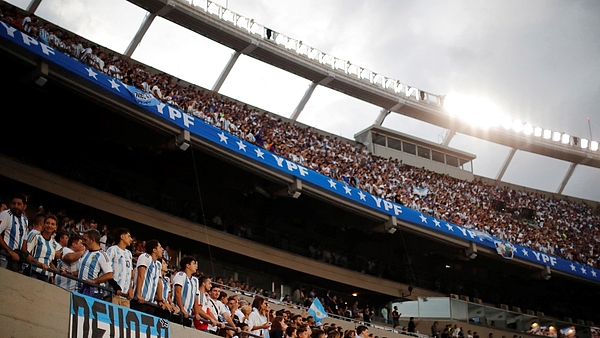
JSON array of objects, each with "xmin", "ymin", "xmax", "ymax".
[{"xmin": 308, "ymin": 297, "xmax": 328, "ymax": 322}]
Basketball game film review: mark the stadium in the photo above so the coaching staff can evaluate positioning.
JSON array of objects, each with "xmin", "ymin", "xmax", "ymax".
[{"xmin": 0, "ymin": 0, "xmax": 599, "ymax": 337}]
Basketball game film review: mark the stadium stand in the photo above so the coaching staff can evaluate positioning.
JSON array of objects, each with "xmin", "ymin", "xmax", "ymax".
[{"xmin": 0, "ymin": 2, "xmax": 599, "ymax": 338}]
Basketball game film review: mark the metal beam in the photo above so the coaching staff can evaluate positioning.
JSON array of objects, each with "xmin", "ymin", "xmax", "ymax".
[
  {"xmin": 124, "ymin": 1, "xmax": 175, "ymax": 57},
  {"xmin": 290, "ymin": 74, "xmax": 335, "ymax": 121},
  {"xmin": 290, "ymin": 82, "xmax": 317, "ymax": 121},
  {"xmin": 496, "ymin": 147, "xmax": 517, "ymax": 181},
  {"xmin": 212, "ymin": 41, "xmax": 259, "ymax": 92},
  {"xmin": 442, "ymin": 129, "xmax": 456, "ymax": 147},
  {"xmin": 375, "ymin": 99, "xmax": 406, "ymax": 126},
  {"xmin": 556, "ymin": 162, "xmax": 577, "ymax": 195},
  {"xmin": 26, "ymin": 0, "xmax": 43, "ymax": 13}
]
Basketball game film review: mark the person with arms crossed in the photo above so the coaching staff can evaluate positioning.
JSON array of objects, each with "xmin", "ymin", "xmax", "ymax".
[
  {"xmin": 0, "ymin": 193, "xmax": 29, "ymax": 271},
  {"xmin": 106, "ymin": 228, "xmax": 134, "ymax": 307}
]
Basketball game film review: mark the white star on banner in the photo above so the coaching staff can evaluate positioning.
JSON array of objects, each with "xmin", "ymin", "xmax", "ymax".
[
  {"xmin": 85, "ymin": 67, "xmax": 98, "ymax": 80},
  {"xmin": 433, "ymin": 219, "xmax": 441, "ymax": 227},
  {"xmin": 343, "ymin": 185, "xmax": 352, "ymax": 195},
  {"xmin": 581, "ymin": 266, "xmax": 587, "ymax": 274},
  {"xmin": 254, "ymin": 148, "xmax": 264, "ymax": 159},
  {"xmin": 236, "ymin": 140, "xmax": 246, "ymax": 152},
  {"xmin": 357, "ymin": 191, "xmax": 366, "ymax": 201},
  {"xmin": 592, "ymin": 270, "xmax": 597, "ymax": 277},
  {"xmin": 218, "ymin": 132, "xmax": 228, "ymax": 144},
  {"xmin": 327, "ymin": 179, "xmax": 337, "ymax": 189},
  {"xmin": 419, "ymin": 214, "xmax": 427, "ymax": 223},
  {"xmin": 521, "ymin": 249, "xmax": 529, "ymax": 256},
  {"xmin": 108, "ymin": 78, "xmax": 120, "ymax": 91},
  {"xmin": 570, "ymin": 264, "xmax": 576, "ymax": 271},
  {"xmin": 446, "ymin": 224, "xmax": 454, "ymax": 231}
]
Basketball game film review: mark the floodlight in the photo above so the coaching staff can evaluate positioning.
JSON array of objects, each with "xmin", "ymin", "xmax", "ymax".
[
  {"xmin": 552, "ymin": 131, "xmax": 561, "ymax": 142},
  {"xmin": 561, "ymin": 133, "xmax": 570, "ymax": 144},
  {"xmin": 580, "ymin": 138, "xmax": 589, "ymax": 149},
  {"xmin": 513, "ymin": 120, "xmax": 523, "ymax": 133},
  {"xmin": 543, "ymin": 129, "xmax": 552, "ymax": 139},
  {"xmin": 591, "ymin": 141, "xmax": 599, "ymax": 151},
  {"xmin": 523, "ymin": 123, "xmax": 533, "ymax": 136},
  {"xmin": 534, "ymin": 127, "xmax": 543, "ymax": 137},
  {"xmin": 501, "ymin": 116, "xmax": 512, "ymax": 130}
]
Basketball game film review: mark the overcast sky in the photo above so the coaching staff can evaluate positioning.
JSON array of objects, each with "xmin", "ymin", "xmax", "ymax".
[{"xmin": 9, "ymin": 0, "xmax": 600, "ymax": 201}]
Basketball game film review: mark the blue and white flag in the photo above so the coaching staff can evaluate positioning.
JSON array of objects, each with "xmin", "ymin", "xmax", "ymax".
[
  {"xmin": 412, "ymin": 185, "xmax": 429, "ymax": 197},
  {"xmin": 308, "ymin": 297, "xmax": 328, "ymax": 322}
]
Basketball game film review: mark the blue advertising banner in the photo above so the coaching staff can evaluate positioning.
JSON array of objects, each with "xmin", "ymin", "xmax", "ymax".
[
  {"xmin": 1, "ymin": 21, "xmax": 598, "ymax": 283},
  {"xmin": 69, "ymin": 292, "xmax": 170, "ymax": 338}
]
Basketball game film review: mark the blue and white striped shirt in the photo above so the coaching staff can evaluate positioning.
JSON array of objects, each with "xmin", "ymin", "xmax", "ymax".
[
  {"xmin": 106, "ymin": 245, "xmax": 133, "ymax": 294},
  {"xmin": 134, "ymin": 253, "xmax": 161, "ymax": 302},
  {"xmin": 0, "ymin": 210, "xmax": 28, "ymax": 251},
  {"xmin": 78, "ymin": 250, "xmax": 113, "ymax": 288},
  {"xmin": 27, "ymin": 233, "xmax": 60, "ymax": 276},
  {"xmin": 55, "ymin": 247, "xmax": 81, "ymax": 291},
  {"xmin": 172, "ymin": 271, "xmax": 198, "ymax": 315}
]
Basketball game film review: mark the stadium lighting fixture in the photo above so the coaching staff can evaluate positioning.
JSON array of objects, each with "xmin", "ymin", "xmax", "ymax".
[
  {"xmin": 552, "ymin": 131, "xmax": 561, "ymax": 142},
  {"xmin": 543, "ymin": 129, "xmax": 552, "ymax": 139},
  {"xmin": 523, "ymin": 123, "xmax": 533, "ymax": 136},
  {"xmin": 561, "ymin": 134, "xmax": 570, "ymax": 144},
  {"xmin": 580, "ymin": 138, "xmax": 589, "ymax": 149},
  {"xmin": 512, "ymin": 120, "xmax": 523, "ymax": 133},
  {"xmin": 534, "ymin": 127, "xmax": 543, "ymax": 137},
  {"xmin": 501, "ymin": 115, "xmax": 513, "ymax": 130},
  {"xmin": 443, "ymin": 93, "xmax": 502, "ymax": 128},
  {"xmin": 591, "ymin": 141, "xmax": 599, "ymax": 151}
]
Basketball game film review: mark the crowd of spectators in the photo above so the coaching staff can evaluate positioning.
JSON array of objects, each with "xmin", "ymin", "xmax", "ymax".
[
  {"xmin": 0, "ymin": 192, "xmax": 409, "ymax": 338},
  {"xmin": 2, "ymin": 2, "xmax": 599, "ymax": 334},
  {"xmin": 2, "ymin": 3, "xmax": 598, "ymax": 271}
]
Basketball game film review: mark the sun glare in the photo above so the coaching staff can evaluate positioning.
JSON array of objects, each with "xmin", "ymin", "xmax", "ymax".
[{"xmin": 443, "ymin": 94, "xmax": 502, "ymax": 129}]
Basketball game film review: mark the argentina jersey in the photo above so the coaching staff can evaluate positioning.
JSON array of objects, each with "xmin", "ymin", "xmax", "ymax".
[
  {"xmin": 134, "ymin": 253, "xmax": 161, "ymax": 302},
  {"xmin": 172, "ymin": 271, "xmax": 198, "ymax": 315},
  {"xmin": 55, "ymin": 247, "xmax": 81, "ymax": 291},
  {"xmin": 27, "ymin": 233, "xmax": 59, "ymax": 276},
  {"xmin": 106, "ymin": 245, "xmax": 133, "ymax": 294},
  {"xmin": 0, "ymin": 210, "xmax": 28, "ymax": 250},
  {"xmin": 78, "ymin": 250, "xmax": 113, "ymax": 288}
]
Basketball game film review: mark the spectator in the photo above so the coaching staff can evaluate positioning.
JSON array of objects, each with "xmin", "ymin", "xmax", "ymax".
[
  {"xmin": 156, "ymin": 257, "xmax": 178, "ymax": 319},
  {"xmin": 78, "ymin": 229, "xmax": 113, "ymax": 299},
  {"xmin": 105, "ymin": 228, "xmax": 134, "ymax": 307},
  {"xmin": 0, "ymin": 193, "xmax": 29, "ymax": 271},
  {"xmin": 26, "ymin": 215, "xmax": 60, "ymax": 282},
  {"xmin": 132, "ymin": 239, "xmax": 164, "ymax": 315},
  {"xmin": 270, "ymin": 315, "xmax": 287, "ymax": 338},
  {"xmin": 55, "ymin": 233, "xmax": 85, "ymax": 291},
  {"xmin": 408, "ymin": 317, "xmax": 419, "ymax": 333},
  {"xmin": 197, "ymin": 275, "xmax": 220, "ymax": 332},
  {"xmin": 172, "ymin": 255, "xmax": 202, "ymax": 327},
  {"xmin": 431, "ymin": 321, "xmax": 441, "ymax": 338},
  {"xmin": 248, "ymin": 296, "xmax": 271, "ymax": 337}
]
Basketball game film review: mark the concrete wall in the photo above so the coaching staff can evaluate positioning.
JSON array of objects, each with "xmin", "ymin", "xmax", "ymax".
[{"xmin": 0, "ymin": 267, "xmax": 210, "ymax": 338}]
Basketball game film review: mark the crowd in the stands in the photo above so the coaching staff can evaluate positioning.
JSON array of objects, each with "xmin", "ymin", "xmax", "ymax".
[{"xmin": 1, "ymin": 4, "xmax": 598, "ymax": 270}]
